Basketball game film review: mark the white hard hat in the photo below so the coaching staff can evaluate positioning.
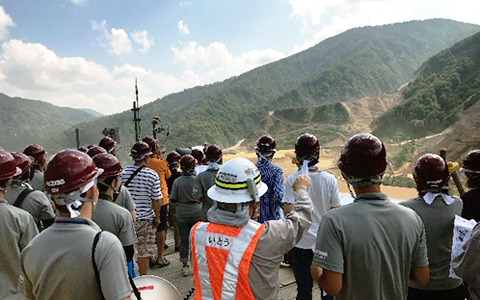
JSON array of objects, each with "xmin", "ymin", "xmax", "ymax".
[
  {"xmin": 207, "ymin": 157, "xmax": 268, "ymax": 204},
  {"xmin": 130, "ymin": 275, "xmax": 181, "ymax": 300}
]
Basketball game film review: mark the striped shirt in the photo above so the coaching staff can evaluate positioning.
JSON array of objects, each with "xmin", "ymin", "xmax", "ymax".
[
  {"xmin": 256, "ymin": 159, "xmax": 285, "ymax": 223},
  {"xmin": 121, "ymin": 165, "xmax": 162, "ymax": 221}
]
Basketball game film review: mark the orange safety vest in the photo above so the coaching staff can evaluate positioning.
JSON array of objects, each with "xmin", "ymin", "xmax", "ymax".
[{"xmin": 191, "ymin": 220, "xmax": 266, "ymax": 300}]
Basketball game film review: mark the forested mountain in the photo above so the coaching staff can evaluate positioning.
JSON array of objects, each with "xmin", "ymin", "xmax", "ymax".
[
  {"xmin": 43, "ymin": 19, "xmax": 479, "ymax": 154},
  {"xmin": 0, "ymin": 93, "xmax": 100, "ymax": 151},
  {"xmin": 373, "ymin": 31, "xmax": 480, "ymax": 139}
]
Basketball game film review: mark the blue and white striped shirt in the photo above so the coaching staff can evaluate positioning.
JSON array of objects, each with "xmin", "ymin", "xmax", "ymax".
[
  {"xmin": 256, "ymin": 159, "xmax": 285, "ymax": 223},
  {"xmin": 121, "ymin": 165, "xmax": 162, "ymax": 221}
]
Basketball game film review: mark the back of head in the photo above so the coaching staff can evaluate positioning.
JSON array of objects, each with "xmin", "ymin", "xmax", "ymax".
[
  {"xmin": 86, "ymin": 146, "xmax": 107, "ymax": 158},
  {"xmin": 130, "ymin": 141, "xmax": 152, "ymax": 161},
  {"xmin": 23, "ymin": 144, "xmax": 46, "ymax": 164},
  {"xmin": 413, "ymin": 153, "xmax": 450, "ymax": 191},
  {"xmin": 295, "ymin": 133, "xmax": 320, "ymax": 166},
  {"xmin": 338, "ymin": 133, "xmax": 387, "ymax": 185},
  {"xmin": 166, "ymin": 151, "xmax": 181, "ymax": 165},
  {"xmin": 93, "ymin": 153, "xmax": 122, "ymax": 178},
  {"xmin": 180, "ymin": 154, "xmax": 196, "ymax": 172},
  {"xmin": 99, "ymin": 136, "xmax": 116, "ymax": 154},
  {"xmin": 462, "ymin": 149, "xmax": 480, "ymax": 188},
  {"xmin": 11, "ymin": 152, "xmax": 34, "ymax": 178},
  {"xmin": 142, "ymin": 136, "xmax": 157, "ymax": 154},
  {"xmin": 191, "ymin": 149, "xmax": 204, "ymax": 164},
  {"xmin": 205, "ymin": 144, "xmax": 222, "ymax": 162},
  {"xmin": 0, "ymin": 149, "xmax": 22, "ymax": 184},
  {"xmin": 255, "ymin": 135, "xmax": 277, "ymax": 155}
]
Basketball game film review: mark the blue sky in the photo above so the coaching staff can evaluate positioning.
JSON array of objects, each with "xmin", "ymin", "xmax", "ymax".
[{"xmin": 0, "ymin": 0, "xmax": 479, "ymax": 115}]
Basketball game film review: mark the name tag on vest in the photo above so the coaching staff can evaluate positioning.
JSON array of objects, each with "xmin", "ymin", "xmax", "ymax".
[{"xmin": 205, "ymin": 233, "xmax": 235, "ymax": 251}]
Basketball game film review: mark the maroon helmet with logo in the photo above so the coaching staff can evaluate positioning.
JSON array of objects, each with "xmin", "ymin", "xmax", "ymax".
[
  {"xmin": 93, "ymin": 154, "xmax": 122, "ymax": 178},
  {"xmin": 130, "ymin": 141, "xmax": 153, "ymax": 159},
  {"xmin": 338, "ymin": 133, "xmax": 387, "ymax": 180},
  {"xmin": 0, "ymin": 149, "xmax": 22, "ymax": 180},
  {"xmin": 11, "ymin": 152, "xmax": 34, "ymax": 175},
  {"xmin": 461, "ymin": 150, "xmax": 480, "ymax": 173},
  {"xmin": 87, "ymin": 146, "xmax": 107, "ymax": 158},
  {"xmin": 166, "ymin": 151, "xmax": 181, "ymax": 164},
  {"xmin": 44, "ymin": 150, "xmax": 103, "ymax": 195},
  {"xmin": 191, "ymin": 149, "xmax": 204, "ymax": 164},
  {"xmin": 180, "ymin": 154, "xmax": 196, "ymax": 172},
  {"xmin": 413, "ymin": 154, "xmax": 450, "ymax": 190},
  {"xmin": 23, "ymin": 144, "xmax": 46, "ymax": 162},
  {"xmin": 142, "ymin": 136, "xmax": 157, "ymax": 153},
  {"xmin": 99, "ymin": 136, "xmax": 116, "ymax": 154},
  {"xmin": 255, "ymin": 135, "xmax": 277, "ymax": 153},
  {"xmin": 205, "ymin": 144, "xmax": 223, "ymax": 162}
]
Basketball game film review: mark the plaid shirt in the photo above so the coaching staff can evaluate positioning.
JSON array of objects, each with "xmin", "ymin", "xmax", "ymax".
[{"xmin": 256, "ymin": 159, "xmax": 285, "ymax": 223}]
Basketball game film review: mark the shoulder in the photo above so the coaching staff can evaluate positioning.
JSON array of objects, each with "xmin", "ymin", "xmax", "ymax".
[
  {"xmin": 98, "ymin": 230, "xmax": 123, "ymax": 248},
  {"xmin": 142, "ymin": 167, "xmax": 160, "ymax": 179},
  {"xmin": 286, "ymin": 172, "xmax": 299, "ymax": 182},
  {"xmin": 3, "ymin": 204, "xmax": 35, "ymax": 221}
]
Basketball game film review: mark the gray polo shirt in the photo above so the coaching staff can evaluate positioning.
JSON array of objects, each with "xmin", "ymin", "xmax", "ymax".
[
  {"xmin": 400, "ymin": 195, "xmax": 463, "ymax": 290},
  {"xmin": 313, "ymin": 193, "xmax": 429, "ymax": 300},
  {"xmin": 92, "ymin": 196, "xmax": 137, "ymax": 246},
  {"xmin": 0, "ymin": 200, "xmax": 38, "ymax": 300},
  {"xmin": 193, "ymin": 169, "xmax": 217, "ymax": 216},
  {"xmin": 30, "ymin": 170, "xmax": 44, "ymax": 191},
  {"xmin": 21, "ymin": 217, "xmax": 131, "ymax": 300},
  {"xmin": 171, "ymin": 174, "xmax": 203, "ymax": 222},
  {"xmin": 5, "ymin": 182, "xmax": 56, "ymax": 227},
  {"xmin": 115, "ymin": 185, "xmax": 136, "ymax": 213}
]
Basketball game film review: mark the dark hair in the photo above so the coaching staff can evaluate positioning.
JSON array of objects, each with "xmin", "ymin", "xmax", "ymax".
[
  {"xmin": 217, "ymin": 202, "xmax": 248, "ymax": 213},
  {"xmin": 0, "ymin": 178, "xmax": 11, "ymax": 190},
  {"xmin": 97, "ymin": 177, "xmax": 116, "ymax": 194},
  {"xmin": 466, "ymin": 173, "xmax": 480, "ymax": 189}
]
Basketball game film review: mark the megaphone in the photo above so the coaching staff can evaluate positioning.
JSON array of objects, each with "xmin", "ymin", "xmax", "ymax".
[{"xmin": 130, "ymin": 275, "xmax": 182, "ymax": 300}]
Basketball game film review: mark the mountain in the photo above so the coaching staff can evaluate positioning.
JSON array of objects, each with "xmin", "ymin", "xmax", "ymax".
[
  {"xmin": 0, "ymin": 93, "xmax": 100, "ymax": 151},
  {"xmin": 45, "ymin": 19, "xmax": 480, "ymax": 156},
  {"xmin": 373, "ymin": 31, "xmax": 480, "ymax": 140},
  {"xmin": 81, "ymin": 108, "xmax": 103, "ymax": 117}
]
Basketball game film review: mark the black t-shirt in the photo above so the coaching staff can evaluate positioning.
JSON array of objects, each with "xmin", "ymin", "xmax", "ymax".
[
  {"xmin": 461, "ymin": 188, "xmax": 480, "ymax": 221},
  {"xmin": 166, "ymin": 169, "xmax": 181, "ymax": 195}
]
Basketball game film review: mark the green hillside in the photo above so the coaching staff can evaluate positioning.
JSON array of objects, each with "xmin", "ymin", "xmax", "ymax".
[
  {"xmin": 45, "ymin": 19, "xmax": 480, "ymax": 154},
  {"xmin": 373, "ymin": 31, "xmax": 480, "ymax": 139},
  {"xmin": 0, "ymin": 94, "xmax": 99, "ymax": 152}
]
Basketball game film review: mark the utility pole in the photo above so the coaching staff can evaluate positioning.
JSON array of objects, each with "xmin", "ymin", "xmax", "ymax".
[{"xmin": 132, "ymin": 78, "xmax": 141, "ymax": 141}]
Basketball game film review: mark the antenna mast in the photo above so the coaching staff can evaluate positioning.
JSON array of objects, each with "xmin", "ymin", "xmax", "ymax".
[{"xmin": 132, "ymin": 78, "xmax": 141, "ymax": 141}]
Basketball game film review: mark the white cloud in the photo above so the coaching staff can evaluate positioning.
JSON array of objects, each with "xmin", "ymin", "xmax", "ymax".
[
  {"xmin": 178, "ymin": 20, "xmax": 190, "ymax": 35},
  {"xmin": 179, "ymin": 1, "xmax": 193, "ymax": 6},
  {"xmin": 107, "ymin": 28, "xmax": 132, "ymax": 56},
  {"xmin": 132, "ymin": 30, "xmax": 154, "ymax": 53},
  {"xmin": 70, "ymin": 0, "xmax": 88, "ymax": 6},
  {"xmin": 0, "ymin": 6, "xmax": 15, "ymax": 41}
]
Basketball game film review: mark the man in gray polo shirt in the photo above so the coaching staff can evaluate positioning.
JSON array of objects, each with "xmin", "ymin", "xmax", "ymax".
[
  {"xmin": 311, "ymin": 133, "xmax": 429, "ymax": 300},
  {"xmin": 400, "ymin": 154, "xmax": 465, "ymax": 300},
  {"xmin": 20, "ymin": 150, "xmax": 132, "ymax": 300},
  {"xmin": 0, "ymin": 149, "xmax": 38, "ymax": 300}
]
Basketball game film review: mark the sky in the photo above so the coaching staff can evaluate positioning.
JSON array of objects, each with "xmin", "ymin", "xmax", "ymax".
[{"xmin": 0, "ymin": 0, "xmax": 479, "ymax": 116}]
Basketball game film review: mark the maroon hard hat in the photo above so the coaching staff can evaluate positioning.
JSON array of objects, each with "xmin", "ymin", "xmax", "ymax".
[
  {"xmin": 461, "ymin": 150, "xmax": 480, "ymax": 173},
  {"xmin": 295, "ymin": 133, "xmax": 320, "ymax": 158},
  {"xmin": 130, "ymin": 141, "xmax": 152, "ymax": 158},
  {"xmin": 86, "ymin": 146, "xmax": 107, "ymax": 158},
  {"xmin": 23, "ymin": 144, "xmax": 46, "ymax": 162},
  {"xmin": 338, "ymin": 133, "xmax": 387, "ymax": 179},
  {"xmin": 11, "ymin": 152, "xmax": 34, "ymax": 175},
  {"xmin": 166, "ymin": 151, "xmax": 181, "ymax": 164},
  {"xmin": 44, "ymin": 150, "xmax": 103, "ymax": 195},
  {"xmin": 191, "ymin": 149, "xmax": 204, "ymax": 163},
  {"xmin": 142, "ymin": 136, "xmax": 157, "ymax": 152},
  {"xmin": 255, "ymin": 135, "xmax": 277, "ymax": 153},
  {"xmin": 205, "ymin": 144, "xmax": 223, "ymax": 161},
  {"xmin": 413, "ymin": 154, "xmax": 450, "ymax": 190},
  {"xmin": 180, "ymin": 154, "xmax": 196, "ymax": 171},
  {"xmin": 87, "ymin": 144, "xmax": 97, "ymax": 149},
  {"xmin": 99, "ymin": 136, "xmax": 116, "ymax": 153},
  {"xmin": 0, "ymin": 149, "xmax": 22, "ymax": 180},
  {"xmin": 93, "ymin": 154, "xmax": 122, "ymax": 178},
  {"xmin": 77, "ymin": 146, "xmax": 88, "ymax": 153}
]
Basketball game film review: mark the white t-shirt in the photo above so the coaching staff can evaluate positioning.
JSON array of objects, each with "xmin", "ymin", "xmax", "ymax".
[{"xmin": 282, "ymin": 170, "xmax": 340, "ymax": 249}]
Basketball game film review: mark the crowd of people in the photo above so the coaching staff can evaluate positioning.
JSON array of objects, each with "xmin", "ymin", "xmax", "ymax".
[{"xmin": 1, "ymin": 132, "xmax": 480, "ymax": 300}]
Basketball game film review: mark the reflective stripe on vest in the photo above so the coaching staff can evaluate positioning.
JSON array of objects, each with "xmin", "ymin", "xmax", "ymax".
[{"xmin": 191, "ymin": 220, "xmax": 266, "ymax": 300}]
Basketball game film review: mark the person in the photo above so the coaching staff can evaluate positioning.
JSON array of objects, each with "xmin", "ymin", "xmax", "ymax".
[
  {"xmin": 23, "ymin": 144, "xmax": 47, "ymax": 191},
  {"xmin": 170, "ymin": 154, "xmax": 203, "ymax": 276},
  {"xmin": 460, "ymin": 149, "xmax": 480, "ymax": 221},
  {"xmin": 142, "ymin": 136, "xmax": 171, "ymax": 266},
  {"xmin": 193, "ymin": 144, "xmax": 223, "ymax": 218},
  {"xmin": 0, "ymin": 149, "xmax": 38, "ymax": 300},
  {"xmin": 166, "ymin": 151, "xmax": 182, "ymax": 251},
  {"xmin": 5, "ymin": 152, "xmax": 56, "ymax": 230},
  {"xmin": 254, "ymin": 135, "xmax": 285, "ymax": 223},
  {"xmin": 20, "ymin": 149, "xmax": 132, "ymax": 300},
  {"xmin": 99, "ymin": 135, "xmax": 117, "ymax": 155},
  {"xmin": 452, "ymin": 222, "xmax": 480, "ymax": 299},
  {"xmin": 191, "ymin": 157, "xmax": 314, "ymax": 300},
  {"xmin": 92, "ymin": 153, "xmax": 137, "ymax": 265},
  {"xmin": 311, "ymin": 133, "xmax": 429, "ymax": 300},
  {"xmin": 86, "ymin": 145, "xmax": 107, "ymax": 158},
  {"xmin": 191, "ymin": 148, "xmax": 205, "ymax": 166},
  {"xmin": 122, "ymin": 141, "xmax": 164, "ymax": 274},
  {"xmin": 282, "ymin": 133, "xmax": 340, "ymax": 300},
  {"xmin": 400, "ymin": 154, "xmax": 465, "ymax": 300}
]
